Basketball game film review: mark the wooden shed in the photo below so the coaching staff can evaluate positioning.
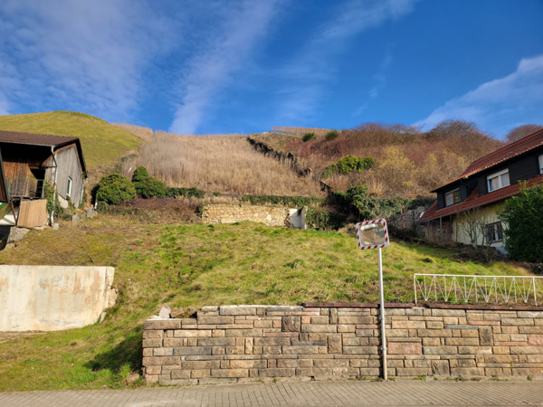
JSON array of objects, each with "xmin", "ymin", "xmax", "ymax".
[{"xmin": 0, "ymin": 130, "xmax": 87, "ymax": 227}]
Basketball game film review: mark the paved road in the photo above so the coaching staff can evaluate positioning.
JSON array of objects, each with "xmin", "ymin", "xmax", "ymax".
[{"xmin": 1, "ymin": 381, "xmax": 542, "ymax": 406}]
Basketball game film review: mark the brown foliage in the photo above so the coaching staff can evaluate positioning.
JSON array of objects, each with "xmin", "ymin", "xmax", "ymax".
[{"xmin": 505, "ymin": 124, "xmax": 543, "ymax": 143}]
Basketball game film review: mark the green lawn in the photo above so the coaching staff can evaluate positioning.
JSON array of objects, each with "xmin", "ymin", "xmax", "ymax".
[
  {"xmin": 0, "ymin": 217, "xmax": 530, "ymax": 391},
  {"xmin": 0, "ymin": 111, "xmax": 141, "ymax": 168}
]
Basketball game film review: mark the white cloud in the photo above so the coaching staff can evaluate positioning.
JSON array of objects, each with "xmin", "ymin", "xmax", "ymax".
[
  {"xmin": 276, "ymin": 0, "xmax": 418, "ymax": 122},
  {"xmin": 414, "ymin": 55, "xmax": 543, "ymax": 137},
  {"xmin": 169, "ymin": 0, "xmax": 281, "ymax": 134},
  {"xmin": 0, "ymin": 0, "xmax": 176, "ymax": 121}
]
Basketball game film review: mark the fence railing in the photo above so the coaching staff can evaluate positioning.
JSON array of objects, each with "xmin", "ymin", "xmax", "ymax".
[
  {"xmin": 414, "ymin": 274, "xmax": 543, "ymax": 306},
  {"xmin": 271, "ymin": 126, "xmax": 333, "ymax": 137},
  {"xmin": 8, "ymin": 178, "xmax": 45, "ymax": 199}
]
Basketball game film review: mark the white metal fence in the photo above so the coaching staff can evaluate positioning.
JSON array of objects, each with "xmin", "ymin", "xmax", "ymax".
[{"xmin": 414, "ymin": 274, "xmax": 543, "ymax": 306}]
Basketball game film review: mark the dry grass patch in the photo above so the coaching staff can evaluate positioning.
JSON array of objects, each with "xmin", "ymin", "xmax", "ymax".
[{"xmin": 117, "ymin": 127, "xmax": 323, "ymax": 197}]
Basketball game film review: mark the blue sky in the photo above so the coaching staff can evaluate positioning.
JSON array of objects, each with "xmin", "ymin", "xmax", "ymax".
[{"xmin": 0, "ymin": 0, "xmax": 542, "ymax": 137}]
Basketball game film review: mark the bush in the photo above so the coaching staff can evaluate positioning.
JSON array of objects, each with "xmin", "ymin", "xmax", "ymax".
[
  {"xmin": 304, "ymin": 207, "xmax": 346, "ymax": 230},
  {"xmin": 241, "ymin": 195, "xmax": 326, "ymax": 207},
  {"xmin": 322, "ymin": 155, "xmax": 375, "ymax": 178},
  {"xmin": 132, "ymin": 166, "xmax": 150, "ymax": 183},
  {"xmin": 135, "ymin": 177, "xmax": 168, "ymax": 199},
  {"xmin": 167, "ymin": 187, "xmax": 206, "ymax": 199},
  {"xmin": 302, "ymin": 132, "xmax": 316, "ymax": 142},
  {"xmin": 499, "ymin": 182, "xmax": 543, "ymax": 263},
  {"xmin": 96, "ymin": 174, "xmax": 136, "ymax": 205},
  {"xmin": 325, "ymin": 130, "xmax": 339, "ymax": 140},
  {"xmin": 334, "ymin": 184, "xmax": 412, "ymax": 221},
  {"xmin": 43, "ymin": 181, "xmax": 63, "ymax": 219}
]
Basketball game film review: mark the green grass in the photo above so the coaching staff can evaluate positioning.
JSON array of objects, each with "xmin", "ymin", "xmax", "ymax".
[
  {"xmin": 0, "ymin": 111, "xmax": 141, "ymax": 168},
  {"xmin": 0, "ymin": 218, "xmax": 530, "ymax": 391}
]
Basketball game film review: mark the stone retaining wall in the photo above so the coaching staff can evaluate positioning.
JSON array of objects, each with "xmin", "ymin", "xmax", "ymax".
[
  {"xmin": 142, "ymin": 304, "xmax": 543, "ymax": 385},
  {"xmin": 201, "ymin": 204, "xmax": 289, "ymax": 227}
]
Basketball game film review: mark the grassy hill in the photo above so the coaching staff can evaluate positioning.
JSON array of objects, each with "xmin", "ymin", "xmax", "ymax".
[
  {"xmin": 0, "ymin": 217, "xmax": 530, "ymax": 391},
  {"xmin": 0, "ymin": 111, "xmax": 142, "ymax": 169}
]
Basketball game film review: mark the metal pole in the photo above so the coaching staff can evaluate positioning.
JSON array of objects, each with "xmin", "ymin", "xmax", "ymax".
[{"xmin": 378, "ymin": 247, "xmax": 387, "ymax": 381}]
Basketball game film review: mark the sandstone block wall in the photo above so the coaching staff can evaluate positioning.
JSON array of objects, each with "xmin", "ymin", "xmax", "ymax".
[
  {"xmin": 142, "ymin": 304, "xmax": 543, "ymax": 385},
  {"xmin": 201, "ymin": 204, "xmax": 289, "ymax": 227}
]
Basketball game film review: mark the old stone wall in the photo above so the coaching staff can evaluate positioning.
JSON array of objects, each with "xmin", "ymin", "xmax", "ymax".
[
  {"xmin": 201, "ymin": 204, "xmax": 289, "ymax": 227},
  {"xmin": 142, "ymin": 304, "xmax": 543, "ymax": 385}
]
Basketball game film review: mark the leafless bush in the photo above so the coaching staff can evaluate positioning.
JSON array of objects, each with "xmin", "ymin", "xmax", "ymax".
[{"xmin": 505, "ymin": 124, "xmax": 543, "ymax": 143}]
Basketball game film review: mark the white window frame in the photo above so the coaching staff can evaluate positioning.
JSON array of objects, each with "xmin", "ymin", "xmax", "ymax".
[
  {"xmin": 487, "ymin": 168, "xmax": 510, "ymax": 192},
  {"xmin": 445, "ymin": 188, "xmax": 460, "ymax": 207},
  {"xmin": 539, "ymin": 154, "xmax": 543, "ymax": 175},
  {"xmin": 67, "ymin": 177, "xmax": 73, "ymax": 198}
]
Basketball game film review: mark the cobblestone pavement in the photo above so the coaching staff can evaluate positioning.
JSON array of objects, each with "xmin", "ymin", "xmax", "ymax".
[{"xmin": 1, "ymin": 381, "xmax": 543, "ymax": 407}]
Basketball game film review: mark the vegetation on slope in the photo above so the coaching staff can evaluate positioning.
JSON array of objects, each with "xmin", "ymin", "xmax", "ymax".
[
  {"xmin": 0, "ymin": 217, "xmax": 529, "ymax": 391},
  {"xmin": 116, "ymin": 127, "xmax": 324, "ymax": 197},
  {"xmin": 0, "ymin": 111, "xmax": 142, "ymax": 168},
  {"xmin": 253, "ymin": 121, "xmax": 505, "ymax": 198}
]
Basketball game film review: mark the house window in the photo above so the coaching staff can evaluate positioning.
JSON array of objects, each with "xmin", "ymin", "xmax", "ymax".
[
  {"xmin": 445, "ymin": 189, "xmax": 460, "ymax": 206},
  {"xmin": 487, "ymin": 169, "xmax": 510, "ymax": 192},
  {"xmin": 485, "ymin": 222, "xmax": 503, "ymax": 243},
  {"xmin": 539, "ymin": 154, "xmax": 543, "ymax": 174},
  {"xmin": 67, "ymin": 177, "xmax": 73, "ymax": 198}
]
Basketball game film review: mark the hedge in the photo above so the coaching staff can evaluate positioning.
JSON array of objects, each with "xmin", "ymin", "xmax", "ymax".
[
  {"xmin": 321, "ymin": 155, "xmax": 375, "ymax": 178},
  {"xmin": 96, "ymin": 174, "xmax": 136, "ymax": 205},
  {"xmin": 241, "ymin": 194, "xmax": 326, "ymax": 207},
  {"xmin": 167, "ymin": 187, "xmax": 206, "ymax": 199},
  {"xmin": 304, "ymin": 207, "xmax": 347, "ymax": 230}
]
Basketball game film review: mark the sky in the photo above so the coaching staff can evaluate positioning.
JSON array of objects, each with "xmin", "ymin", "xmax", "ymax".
[{"xmin": 0, "ymin": 0, "xmax": 542, "ymax": 138}]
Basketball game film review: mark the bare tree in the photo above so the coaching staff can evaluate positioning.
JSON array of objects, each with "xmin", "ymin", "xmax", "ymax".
[
  {"xmin": 505, "ymin": 124, "xmax": 543, "ymax": 143},
  {"xmin": 459, "ymin": 208, "xmax": 493, "ymax": 249}
]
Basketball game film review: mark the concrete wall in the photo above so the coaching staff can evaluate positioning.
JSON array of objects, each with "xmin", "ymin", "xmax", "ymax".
[
  {"xmin": 201, "ymin": 204, "xmax": 290, "ymax": 227},
  {"xmin": 143, "ymin": 304, "xmax": 543, "ymax": 385},
  {"xmin": 0, "ymin": 266, "xmax": 117, "ymax": 332}
]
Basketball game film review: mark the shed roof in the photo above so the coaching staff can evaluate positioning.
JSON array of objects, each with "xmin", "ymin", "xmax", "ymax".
[
  {"xmin": 432, "ymin": 128, "xmax": 543, "ymax": 192},
  {"xmin": 0, "ymin": 130, "xmax": 86, "ymax": 173}
]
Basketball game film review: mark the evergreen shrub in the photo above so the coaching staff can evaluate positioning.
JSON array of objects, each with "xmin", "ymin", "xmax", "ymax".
[
  {"xmin": 325, "ymin": 130, "xmax": 339, "ymax": 140},
  {"xmin": 302, "ymin": 132, "xmax": 316, "ymax": 142},
  {"xmin": 96, "ymin": 174, "xmax": 136, "ymax": 205},
  {"xmin": 321, "ymin": 155, "xmax": 375, "ymax": 178}
]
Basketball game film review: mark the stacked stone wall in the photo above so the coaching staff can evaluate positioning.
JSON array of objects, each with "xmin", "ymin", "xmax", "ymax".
[
  {"xmin": 142, "ymin": 304, "xmax": 543, "ymax": 385},
  {"xmin": 201, "ymin": 204, "xmax": 289, "ymax": 227}
]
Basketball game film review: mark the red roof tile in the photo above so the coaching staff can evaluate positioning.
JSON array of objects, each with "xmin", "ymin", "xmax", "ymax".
[
  {"xmin": 432, "ymin": 128, "xmax": 543, "ymax": 192},
  {"xmin": 419, "ymin": 174, "xmax": 543, "ymax": 222}
]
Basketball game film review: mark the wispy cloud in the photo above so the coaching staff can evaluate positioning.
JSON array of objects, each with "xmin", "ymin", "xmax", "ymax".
[
  {"xmin": 0, "ymin": 0, "xmax": 176, "ymax": 121},
  {"xmin": 169, "ymin": 0, "xmax": 282, "ymax": 134},
  {"xmin": 276, "ymin": 0, "xmax": 418, "ymax": 122},
  {"xmin": 354, "ymin": 45, "xmax": 394, "ymax": 115},
  {"xmin": 414, "ymin": 55, "xmax": 543, "ymax": 137}
]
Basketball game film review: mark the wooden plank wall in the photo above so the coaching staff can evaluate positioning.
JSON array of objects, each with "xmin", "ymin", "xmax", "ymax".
[{"xmin": 17, "ymin": 199, "xmax": 48, "ymax": 228}]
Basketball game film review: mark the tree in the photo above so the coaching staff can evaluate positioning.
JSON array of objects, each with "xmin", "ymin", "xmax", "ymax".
[
  {"xmin": 427, "ymin": 120, "xmax": 483, "ymax": 140},
  {"xmin": 499, "ymin": 183, "xmax": 543, "ymax": 263},
  {"xmin": 505, "ymin": 124, "xmax": 543, "ymax": 143}
]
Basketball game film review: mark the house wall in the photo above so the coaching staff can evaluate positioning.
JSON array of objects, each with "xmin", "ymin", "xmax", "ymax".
[
  {"xmin": 452, "ymin": 203, "xmax": 505, "ymax": 249},
  {"xmin": 143, "ymin": 304, "xmax": 543, "ymax": 384},
  {"xmin": 47, "ymin": 145, "xmax": 84, "ymax": 208}
]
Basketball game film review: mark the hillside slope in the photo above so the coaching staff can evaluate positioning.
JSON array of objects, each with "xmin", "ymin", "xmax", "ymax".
[{"xmin": 0, "ymin": 111, "xmax": 142, "ymax": 168}]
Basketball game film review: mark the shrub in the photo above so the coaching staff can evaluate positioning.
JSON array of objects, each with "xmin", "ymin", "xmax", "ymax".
[
  {"xmin": 302, "ymin": 132, "xmax": 316, "ymax": 142},
  {"xmin": 132, "ymin": 166, "xmax": 150, "ymax": 183},
  {"xmin": 325, "ymin": 130, "xmax": 339, "ymax": 140},
  {"xmin": 167, "ymin": 187, "xmax": 206, "ymax": 199},
  {"xmin": 43, "ymin": 181, "xmax": 63, "ymax": 219},
  {"xmin": 96, "ymin": 174, "xmax": 136, "ymax": 205},
  {"xmin": 304, "ymin": 207, "xmax": 347, "ymax": 230},
  {"xmin": 241, "ymin": 195, "xmax": 326, "ymax": 207},
  {"xmin": 322, "ymin": 155, "xmax": 375, "ymax": 178},
  {"xmin": 135, "ymin": 177, "xmax": 168, "ymax": 199},
  {"xmin": 499, "ymin": 182, "xmax": 543, "ymax": 263}
]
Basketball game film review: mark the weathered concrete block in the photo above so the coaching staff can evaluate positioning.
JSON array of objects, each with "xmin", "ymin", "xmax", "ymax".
[
  {"xmin": 502, "ymin": 318, "xmax": 534, "ymax": 326},
  {"xmin": 143, "ymin": 356, "xmax": 180, "ymax": 366},
  {"xmin": 198, "ymin": 338, "xmax": 235, "ymax": 347},
  {"xmin": 391, "ymin": 321, "xmax": 425, "ymax": 329},
  {"xmin": 198, "ymin": 316, "xmax": 235, "ymax": 325},
  {"xmin": 396, "ymin": 367, "xmax": 431, "ymax": 376},
  {"xmin": 259, "ymin": 368, "xmax": 296, "ymax": 377},
  {"xmin": 283, "ymin": 346, "xmax": 327, "ymax": 354},
  {"xmin": 328, "ymin": 335, "xmax": 342, "ymax": 354},
  {"xmin": 225, "ymin": 329, "xmax": 263, "ymax": 337},
  {"xmin": 343, "ymin": 346, "xmax": 378, "ymax": 355},
  {"xmin": 431, "ymin": 360, "xmax": 450, "ymax": 375},
  {"xmin": 431, "ymin": 309, "xmax": 465, "ymax": 317},
  {"xmin": 510, "ymin": 346, "xmax": 543, "ymax": 355},
  {"xmin": 423, "ymin": 346, "xmax": 457, "ymax": 355},
  {"xmin": 173, "ymin": 330, "xmax": 212, "ymax": 338},
  {"xmin": 229, "ymin": 360, "xmax": 267, "ymax": 369},
  {"xmin": 527, "ymin": 335, "xmax": 543, "ymax": 346},
  {"xmin": 211, "ymin": 369, "xmax": 249, "ymax": 378},
  {"xmin": 173, "ymin": 347, "xmax": 212, "ymax": 356},
  {"xmin": 143, "ymin": 339, "xmax": 163, "ymax": 348},
  {"xmin": 144, "ymin": 319, "xmax": 181, "ymax": 330},
  {"xmin": 451, "ymin": 367, "xmax": 485, "ymax": 376},
  {"xmin": 445, "ymin": 338, "xmax": 479, "ymax": 346},
  {"xmin": 143, "ymin": 330, "xmax": 164, "ymax": 339}
]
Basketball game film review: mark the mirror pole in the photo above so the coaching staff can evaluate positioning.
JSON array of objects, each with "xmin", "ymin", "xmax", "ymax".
[{"xmin": 379, "ymin": 247, "xmax": 387, "ymax": 380}]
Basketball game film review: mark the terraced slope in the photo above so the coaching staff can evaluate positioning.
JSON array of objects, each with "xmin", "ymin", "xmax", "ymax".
[{"xmin": 0, "ymin": 111, "xmax": 142, "ymax": 168}]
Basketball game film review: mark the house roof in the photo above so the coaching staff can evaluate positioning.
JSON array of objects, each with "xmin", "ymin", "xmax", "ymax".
[
  {"xmin": 419, "ymin": 174, "xmax": 543, "ymax": 223},
  {"xmin": 0, "ymin": 130, "xmax": 86, "ymax": 173},
  {"xmin": 432, "ymin": 128, "xmax": 543, "ymax": 192}
]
